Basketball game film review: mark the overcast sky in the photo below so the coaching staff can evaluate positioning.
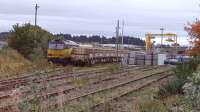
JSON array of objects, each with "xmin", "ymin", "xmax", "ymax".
[{"xmin": 0, "ymin": 0, "xmax": 200, "ymax": 45}]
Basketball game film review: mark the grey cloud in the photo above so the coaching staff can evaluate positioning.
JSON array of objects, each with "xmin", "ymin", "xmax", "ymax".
[{"xmin": 0, "ymin": 0, "xmax": 199, "ymax": 42}]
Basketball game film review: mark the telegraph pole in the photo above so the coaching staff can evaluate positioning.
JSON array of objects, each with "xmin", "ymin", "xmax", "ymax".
[
  {"xmin": 35, "ymin": 3, "xmax": 40, "ymax": 26},
  {"xmin": 116, "ymin": 20, "xmax": 120, "ymax": 60}
]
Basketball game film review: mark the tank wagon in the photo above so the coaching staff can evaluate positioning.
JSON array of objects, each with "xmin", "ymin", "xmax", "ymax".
[{"xmin": 47, "ymin": 39, "xmax": 129, "ymax": 66}]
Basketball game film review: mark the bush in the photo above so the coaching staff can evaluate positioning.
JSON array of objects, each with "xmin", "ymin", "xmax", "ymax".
[
  {"xmin": 8, "ymin": 23, "xmax": 53, "ymax": 60},
  {"xmin": 157, "ymin": 58, "xmax": 200, "ymax": 98},
  {"xmin": 175, "ymin": 58, "xmax": 200, "ymax": 80},
  {"xmin": 183, "ymin": 72, "xmax": 200, "ymax": 109},
  {"xmin": 157, "ymin": 79, "xmax": 186, "ymax": 98}
]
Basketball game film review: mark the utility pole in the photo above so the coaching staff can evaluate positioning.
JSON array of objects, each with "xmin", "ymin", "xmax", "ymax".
[
  {"xmin": 121, "ymin": 20, "xmax": 125, "ymax": 49},
  {"xmin": 160, "ymin": 28, "xmax": 164, "ymax": 48},
  {"xmin": 116, "ymin": 20, "xmax": 120, "ymax": 60},
  {"xmin": 35, "ymin": 3, "xmax": 40, "ymax": 26}
]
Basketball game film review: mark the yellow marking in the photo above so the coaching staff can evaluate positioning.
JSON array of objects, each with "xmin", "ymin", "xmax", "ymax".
[{"xmin": 47, "ymin": 48, "xmax": 72, "ymax": 58}]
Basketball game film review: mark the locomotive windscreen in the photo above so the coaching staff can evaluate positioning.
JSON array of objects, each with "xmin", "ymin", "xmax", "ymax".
[{"xmin": 48, "ymin": 40, "xmax": 65, "ymax": 50}]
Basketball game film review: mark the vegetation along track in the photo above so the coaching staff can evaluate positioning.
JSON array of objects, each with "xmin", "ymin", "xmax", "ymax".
[
  {"xmin": 24, "ymin": 66, "xmax": 160, "ymax": 100},
  {"xmin": 88, "ymin": 72, "xmax": 172, "ymax": 112},
  {"xmin": 0, "ymin": 64, "xmax": 117, "ymax": 86},
  {"xmin": 0, "ymin": 65, "xmax": 154, "ymax": 92},
  {"xmin": 57, "ymin": 71, "xmax": 172, "ymax": 112},
  {"xmin": 0, "ymin": 65, "xmax": 156, "ymax": 101},
  {"xmin": 35, "ymin": 66, "xmax": 172, "ymax": 111},
  {"xmin": 0, "ymin": 67, "xmax": 115, "ymax": 91},
  {"xmin": 0, "ymin": 67, "xmax": 172, "ymax": 111}
]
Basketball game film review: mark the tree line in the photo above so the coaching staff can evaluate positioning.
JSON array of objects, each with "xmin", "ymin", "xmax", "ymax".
[{"xmin": 54, "ymin": 34, "xmax": 145, "ymax": 46}]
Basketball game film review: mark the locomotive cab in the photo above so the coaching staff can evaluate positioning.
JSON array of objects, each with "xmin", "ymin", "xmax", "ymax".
[{"xmin": 47, "ymin": 39, "xmax": 78, "ymax": 63}]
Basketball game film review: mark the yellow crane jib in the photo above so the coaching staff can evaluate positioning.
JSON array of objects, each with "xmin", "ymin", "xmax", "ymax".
[{"xmin": 145, "ymin": 33, "xmax": 178, "ymax": 51}]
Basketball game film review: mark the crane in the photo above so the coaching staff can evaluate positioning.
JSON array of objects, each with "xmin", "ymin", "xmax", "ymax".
[{"xmin": 145, "ymin": 33, "xmax": 178, "ymax": 51}]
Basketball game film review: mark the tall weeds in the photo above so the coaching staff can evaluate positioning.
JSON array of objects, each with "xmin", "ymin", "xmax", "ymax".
[
  {"xmin": 157, "ymin": 58, "xmax": 200, "ymax": 98},
  {"xmin": 0, "ymin": 48, "xmax": 31, "ymax": 77},
  {"xmin": 175, "ymin": 58, "xmax": 200, "ymax": 80}
]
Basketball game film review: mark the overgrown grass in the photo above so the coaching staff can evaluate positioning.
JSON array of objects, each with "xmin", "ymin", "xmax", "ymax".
[
  {"xmin": 0, "ymin": 47, "xmax": 58, "ymax": 79},
  {"xmin": 136, "ymin": 100, "xmax": 168, "ymax": 112},
  {"xmin": 107, "ymin": 64, "xmax": 121, "ymax": 74},
  {"xmin": 18, "ymin": 82, "xmax": 57, "ymax": 112},
  {"xmin": 175, "ymin": 58, "xmax": 200, "ymax": 80},
  {"xmin": 0, "ymin": 48, "xmax": 31, "ymax": 76},
  {"xmin": 69, "ymin": 77, "xmax": 90, "ymax": 86}
]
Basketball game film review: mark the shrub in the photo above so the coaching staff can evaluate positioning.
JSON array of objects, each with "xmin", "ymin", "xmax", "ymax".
[
  {"xmin": 157, "ymin": 58, "xmax": 200, "ymax": 98},
  {"xmin": 183, "ymin": 72, "xmax": 200, "ymax": 109},
  {"xmin": 8, "ymin": 23, "xmax": 53, "ymax": 60},
  {"xmin": 175, "ymin": 58, "xmax": 200, "ymax": 80},
  {"xmin": 157, "ymin": 79, "xmax": 186, "ymax": 98}
]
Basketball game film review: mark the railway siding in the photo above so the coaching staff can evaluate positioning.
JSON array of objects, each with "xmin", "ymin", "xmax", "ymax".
[
  {"xmin": 38, "ymin": 67, "xmax": 172, "ymax": 111},
  {"xmin": 0, "ymin": 65, "xmax": 173, "ymax": 112}
]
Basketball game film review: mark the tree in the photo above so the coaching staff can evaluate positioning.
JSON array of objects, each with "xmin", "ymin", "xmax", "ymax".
[
  {"xmin": 8, "ymin": 23, "xmax": 53, "ymax": 60},
  {"xmin": 185, "ymin": 20, "xmax": 200, "ymax": 56}
]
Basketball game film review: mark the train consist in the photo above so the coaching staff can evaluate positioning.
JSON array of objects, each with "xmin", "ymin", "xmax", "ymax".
[{"xmin": 47, "ymin": 39, "xmax": 129, "ymax": 66}]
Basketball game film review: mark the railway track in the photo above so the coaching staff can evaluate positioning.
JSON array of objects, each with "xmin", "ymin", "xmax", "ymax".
[
  {"xmin": 59, "ymin": 72, "xmax": 172, "ymax": 112},
  {"xmin": 0, "ymin": 67, "xmax": 112, "ymax": 91},
  {"xmin": 87, "ymin": 73, "xmax": 172, "ymax": 112},
  {"xmin": 0, "ymin": 66, "xmax": 157, "ymax": 101},
  {"xmin": 0, "ymin": 65, "xmax": 153, "ymax": 92},
  {"xmin": 0, "ymin": 65, "xmax": 172, "ymax": 112},
  {"xmin": 24, "ymin": 66, "xmax": 161, "ymax": 100},
  {"xmin": 0, "ymin": 64, "xmax": 118, "ymax": 86},
  {"xmin": 67, "ymin": 69, "xmax": 171, "ymax": 102},
  {"xmin": 0, "ymin": 65, "xmax": 153, "ymax": 85},
  {"xmin": 36, "ymin": 67, "xmax": 172, "ymax": 111},
  {"xmin": 0, "ymin": 66, "xmax": 151, "ymax": 101},
  {"xmin": 0, "ymin": 67, "xmax": 65, "ymax": 83}
]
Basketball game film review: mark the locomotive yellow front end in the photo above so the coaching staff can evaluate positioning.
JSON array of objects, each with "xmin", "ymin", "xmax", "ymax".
[{"xmin": 47, "ymin": 39, "xmax": 73, "ymax": 64}]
